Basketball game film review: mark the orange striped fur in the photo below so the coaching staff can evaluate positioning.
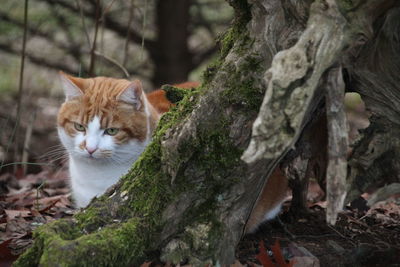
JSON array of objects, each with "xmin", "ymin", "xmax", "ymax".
[
  {"xmin": 58, "ymin": 75, "xmax": 158, "ymax": 143},
  {"xmin": 58, "ymin": 75, "xmax": 199, "ymax": 141}
]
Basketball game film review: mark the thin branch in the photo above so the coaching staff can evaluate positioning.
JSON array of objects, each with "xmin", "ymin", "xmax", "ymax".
[
  {"xmin": 88, "ymin": 0, "xmax": 101, "ymax": 76},
  {"xmin": 0, "ymin": 162, "xmax": 53, "ymax": 168},
  {"xmin": 22, "ymin": 109, "xmax": 37, "ymax": 175},
  {"xmin": 140, "ymin": 0, "xmax": 148, "ymax": 61},
  {"xmin": 99, "ymin": 0, "xmax": 117, "ymax": 62},
  {"xmin": 103, "ymin": 0, "xmax": 117, "ymax": 16},
  {"xmin": 13, "ymin": 0, "xmax": 29, "ymax": 171},
  {"xmin": 37, "ymin": 0, "xmax": 156, "ymax": 51},
  {"xmin": 123, "ymin": 0, "xmax": 135, "ymax": 67},
  {"xmin": 94, "ymin": 50, "xmax": 130, "ymax": 78},
  {"xmin": 76, "ymin": 0, "xmax": 92, "ymax": 46}
]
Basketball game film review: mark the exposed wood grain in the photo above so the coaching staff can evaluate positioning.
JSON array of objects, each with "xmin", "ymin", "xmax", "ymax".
[{"xmin": 325, "ymin": 66, "xmax": 348, "ymax": 225}]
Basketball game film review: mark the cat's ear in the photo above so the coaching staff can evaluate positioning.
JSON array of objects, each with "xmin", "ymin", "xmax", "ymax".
[
  {"xmin": 117, "ymin": 80, "xmax": 144, "ymax": 110},
  {"xmin": 59, "ymin": 71, "xmax": 84, "ymax": 101}
]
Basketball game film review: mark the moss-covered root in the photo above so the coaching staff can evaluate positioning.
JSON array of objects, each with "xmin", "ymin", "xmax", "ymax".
[{"xmin": 13, "ymin": 218, "xmax": 150, "ymax": 267}]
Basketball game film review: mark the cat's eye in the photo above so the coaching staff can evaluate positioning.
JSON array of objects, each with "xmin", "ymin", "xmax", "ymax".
[
  {"xmin": 104, "ymin": 128, "xmax": 119, "ymax": 136},
  {"xmin": 74, "ymin": 122, "xmax": 85, "ymax": 132}
]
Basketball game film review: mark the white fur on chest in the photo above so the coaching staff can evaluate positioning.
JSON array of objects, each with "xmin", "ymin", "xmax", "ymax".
[
  {"xmin": 58, "ymin": 124, "xmax": 149, "ymax": 208},
  {"xmin": 67, "ymin": 138, "xmax": 148, "ymax": 208},
  {"xmin": 68, "ymin": 157, "xmax": 131, "ymax": 207}
]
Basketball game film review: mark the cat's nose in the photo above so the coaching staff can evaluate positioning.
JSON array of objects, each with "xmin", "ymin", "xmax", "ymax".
[{"xmin": 86, "ymin": 146, "xmax": 97, "ymax": 155}]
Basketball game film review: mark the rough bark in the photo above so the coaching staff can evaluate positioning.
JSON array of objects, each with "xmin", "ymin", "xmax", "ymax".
[
  {"xmin": 14, "ymin": 0, "xmax": 399, "ymax": 266},
  {"xmin": 242, "ymin": 0, "xmax": 398, "ymax": 223},
  {"xmin": 325, "ymin": 66, "xmax": 348, "ymax": 225},
  {"xmin": 345, "ymin": 5, "xmax": 400, "ymax": 203}
]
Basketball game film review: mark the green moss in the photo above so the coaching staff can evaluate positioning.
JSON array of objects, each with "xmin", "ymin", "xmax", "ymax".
[
  {"xmin": 203, "ymin": 0, "xmax": 262, "ymax": 113},
  {"xmin": 162, "ymin": 84, "xmax": 197, "ymax": 104},
  {"xmin": 14, "ymin": 220, "xmax": 80, "ymax": 267},
  {"xmin": 13, "ymin": 235, "xmax": 43, "ymax": 267},
  {"xmin": 42, "ymin": 218, "xmax": 144, "ymax": 267},
  {"xmin": 74, "ymin": 205, "xmax": 109, "ymax": 232},
  {"xmin": 202, "ymin": 58, "xmax": 223, "ymax": 85},
  {"xmin": 337, "ymin": 0, "xmax": 360, "ymax": 12},
  {"xmin": 202, "ymin": 0, "xmax": 252, "ymax": 85},
  {"xmin": 15, "ymin": 216, "xmax": 148, "ymax": 267},
  {"xmin": 220, "ymin": 54, "xmax": 265, "ymax": 111}
]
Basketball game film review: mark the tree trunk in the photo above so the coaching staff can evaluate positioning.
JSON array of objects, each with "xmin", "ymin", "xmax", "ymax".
[
  {"xmin": 14, "ymin": 0, "xmax": 399, "ymax": 266},
  {"xmin": 151, "ymin": 0, "xmax": 193, "ymax": 87}
]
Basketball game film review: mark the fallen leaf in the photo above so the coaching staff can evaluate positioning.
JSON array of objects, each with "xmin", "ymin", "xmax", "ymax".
[
  {"xmin": 0, "ymin": 239, "xmax": 18, "ymax": 266},
  {"xmin": 4, "ymin": 210, "xmax": 32, "ymax": 221},
  {"xmin": 256, "ymin": 240, "xmax": 295, "ymax": 267},
  {"xmin": 271, "ymin": 240, "xmax": 291, "ymax": 267},
  {"xmin": 256, "ymin": 241, "xmax": 274, "ymax": 267}
]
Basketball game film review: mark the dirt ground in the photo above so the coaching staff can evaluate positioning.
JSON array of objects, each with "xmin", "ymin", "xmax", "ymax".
[{"xmin": 238, "ymin": 197, "xmax": 400, "ymax": 267}]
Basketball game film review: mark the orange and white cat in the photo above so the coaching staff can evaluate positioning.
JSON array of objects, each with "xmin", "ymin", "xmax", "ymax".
[
  {"xmin": 57, "ymin": 73, "xmax": 288, "ymax": 232},
  {"xmin": 58, "ymin": 73, "xmax": 163, "ymax": 207}
]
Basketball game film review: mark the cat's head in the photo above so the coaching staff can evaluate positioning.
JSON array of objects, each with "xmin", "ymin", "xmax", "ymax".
[{"xmin": 57, "ymin": 72, "xmax": 155, "ymax": 163}]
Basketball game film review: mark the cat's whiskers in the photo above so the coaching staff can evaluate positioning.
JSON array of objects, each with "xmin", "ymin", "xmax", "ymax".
[
  {"xmin": 106, "ymin": 157, "xmax": 123, "ymax": 167},
  {"xmin": 39, "ymin": 145, "xmax": 66, "ymax": 158},
  {"xmin": 110, "ymin": 154, "xmax": 134, "ymax": 165},
  {"xmin": 99, "ymin": 150, "xmax": 113, "ymax": 158},
  {"xmin": 39, "ymin": 145, "xmax": 69, "ymax": 163}
]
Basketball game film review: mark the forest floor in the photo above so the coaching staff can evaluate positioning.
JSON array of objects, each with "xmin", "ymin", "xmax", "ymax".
[
  {"xmin": 1, "ymin": 94, "xmax": 398, "ymax": 266},
  {"xmin": 238, "ymin": 190, "xmax": 400, "ymax": 267},
  {"xmin": 0, "ymin": 166, "xmax": 399, "ymax": 267}
]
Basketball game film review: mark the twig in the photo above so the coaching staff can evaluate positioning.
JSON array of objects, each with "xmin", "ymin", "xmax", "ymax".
[
  {"xmin": 123, "ymin": 0, "xmax": 135, "ymax": 67},
  {"xmin": 88, "ymin": 0, "xmax": 101, "ymax": 76},
  {"xmin": 98, "ymin": 0, "xmax": 117, "ymax": 66},
  {"xmin": 76, "ymin": 0, "xmax": 92, "ymax": 46},
  {"xmin": 140, "ymin": 0, "xmax": 148, "ymax": 61},
  {"xmin": 94, "ymin": 50, "xmax": 130, "ymax": 78},
  {"xmin": 0, "ymin": 162, "xmax": 53, "ymax": 168},
  {"xmin": 327, "ymin": 224, "xmax": 356, "ymax": 246},
  {"xmin": 35, "ymin": 180, "xmax": 46, "ymax": 211},
  {"xmin": 102, "ymin": 0, "xmax": 117, "ymax": 16},
  {"xmin": 13, "ymin": 0, "xmax": 29, "ymax": 172},
  {"xmin": 22, "ymin": 109, "xmax": 37, "ymax": 175},
  {"xmin": 48, "ymin": 0, "xmax": 150, "ymax": 46}
]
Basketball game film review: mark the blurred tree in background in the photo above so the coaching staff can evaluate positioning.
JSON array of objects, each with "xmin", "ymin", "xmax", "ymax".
[{"xmin": 0, "ymin": 0, "xmax": 233, "ymax": 171}]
